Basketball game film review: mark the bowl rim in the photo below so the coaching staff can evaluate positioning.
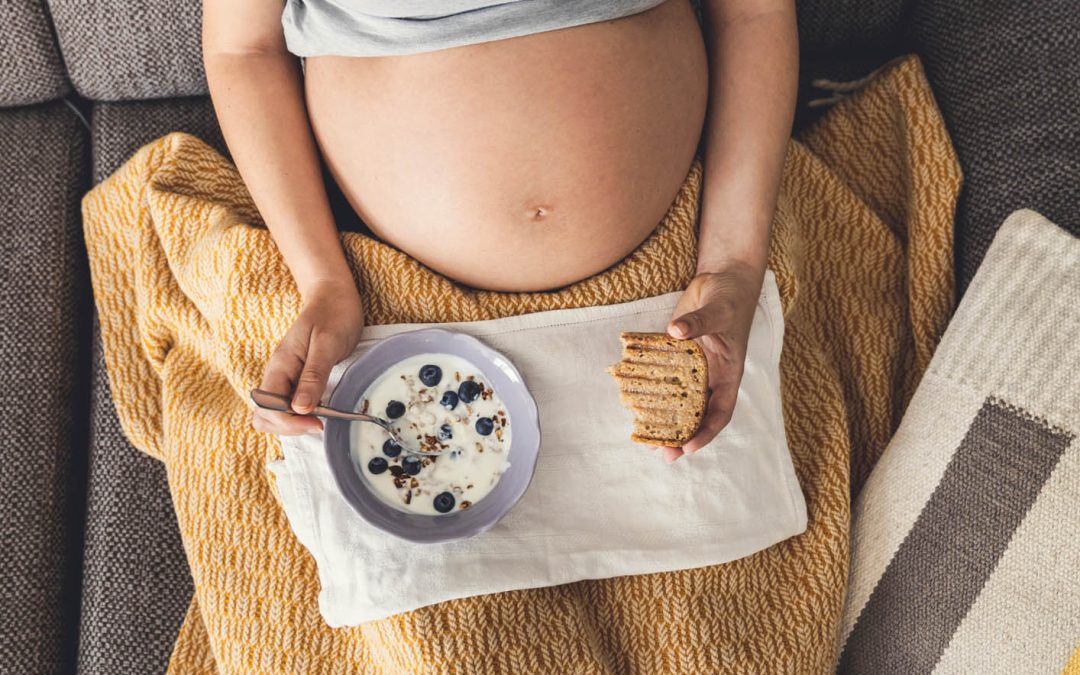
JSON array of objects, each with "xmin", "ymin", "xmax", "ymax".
[{"xmin": 323, "ymin": 327, "xmax": 541, "ymax": 544}]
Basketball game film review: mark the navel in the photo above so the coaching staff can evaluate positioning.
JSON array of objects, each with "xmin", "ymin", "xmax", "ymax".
[{"xmin": 526, "ymin": 204, "xmax": 554, "ymax": 222}]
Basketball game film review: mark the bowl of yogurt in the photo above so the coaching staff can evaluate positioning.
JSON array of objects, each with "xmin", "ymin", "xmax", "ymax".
[{"xmin": 323, "ymin": 328, "xmax": 540, "ymax": 543}]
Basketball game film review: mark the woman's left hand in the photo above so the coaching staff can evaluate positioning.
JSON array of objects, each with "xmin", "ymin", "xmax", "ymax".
[{"xmin": 659, "ymin": 262, "xmax": 763, "ymax": 462}]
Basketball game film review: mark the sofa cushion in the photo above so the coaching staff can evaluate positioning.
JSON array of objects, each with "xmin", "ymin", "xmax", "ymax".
[
  {"xmin": 76, "ymin": 330, "xmax": 194, "ymax": 675},
  {"xmin": 0, "ymin": 102, "xmax": 88, "ymax": 674},
  {"xmin": 0, "ymin": 0, "xmax": 70, "ymax": 106},
  {"xmin": 910, "ymin": 0, "xmax": 1080, "ymax": 294},
  {"xmin": 75, "ymin": 98, "xmax": 225, "ymax": 674},
  {"xmin": 88, "ymin": 95, "xmax": 375, "ymax": 233},
  {"xmin": 48, "ymin": 0, "xmax": 206, "ymax": 101},
  {"xmin": 796, "ymin": 0, "xmax": 911, "ymax": 56},
  {"xmin": 91, "ymin": 98, "xmax": 225, "ymax": 182}
]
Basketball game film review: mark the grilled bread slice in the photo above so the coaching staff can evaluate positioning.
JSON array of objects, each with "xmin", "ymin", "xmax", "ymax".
[{"xmin": 608, "ymin": 331, "xmax": 708, "ymax": 446}]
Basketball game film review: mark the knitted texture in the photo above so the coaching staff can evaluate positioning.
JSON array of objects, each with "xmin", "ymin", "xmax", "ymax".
[
  {"xmin": 77, "ymin": 98, "xmax": 227, "ymax": 675},
  {"xmin": 1065, "ymin": 648, "xmax": 1080, "ymax": 675},
  {"xmin": 82, "ymin": 55, "xmax": 959, "ymax": 674}
]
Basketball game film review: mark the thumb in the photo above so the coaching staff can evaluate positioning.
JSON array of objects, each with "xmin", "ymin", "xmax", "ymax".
[
  {"xmin": 291, "ymin": 335, "xmax": 336, "ymax": 414},
  {"xmin": 668, "ymin": 308, "xmax": 713, "ymax": 340}
]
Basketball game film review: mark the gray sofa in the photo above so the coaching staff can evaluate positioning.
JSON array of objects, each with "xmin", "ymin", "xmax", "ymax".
[{"xmin": 1, "ymin": 0, "xmax": 1076, "ymax": 673}]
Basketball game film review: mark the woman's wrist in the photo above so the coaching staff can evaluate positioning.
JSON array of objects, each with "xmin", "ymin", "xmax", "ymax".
[
  {"xmin": 295, "ymin": 265, "xmax": 359, "ymax": 304},
  {"xmin": 279, "ymin": 229, "xmax": 359, "ymax": 303},
  {"xmin": 694, "ymin": 215, "xmax": 771, "ymax": 279}
]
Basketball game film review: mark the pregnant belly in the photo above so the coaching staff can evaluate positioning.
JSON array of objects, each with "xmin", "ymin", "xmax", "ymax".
[{"xmin": 305, "ymin": 0, "xmax": 707, "ymax": 291}]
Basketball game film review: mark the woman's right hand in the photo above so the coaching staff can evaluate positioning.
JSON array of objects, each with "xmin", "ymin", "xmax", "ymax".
[{"xmin": 252, "ymin": 279, "xmax": 365, "ymax": 435}]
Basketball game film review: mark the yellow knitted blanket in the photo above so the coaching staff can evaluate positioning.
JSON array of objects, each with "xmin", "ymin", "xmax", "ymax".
[{"xmin": 83, "ymin": 56, "xmax": 959, "ymax": 674}]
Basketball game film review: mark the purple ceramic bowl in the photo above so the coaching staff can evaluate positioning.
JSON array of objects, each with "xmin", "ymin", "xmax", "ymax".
[{"xmin": 324, "ymin": 328, "xmax": 541, "ymax": 544}]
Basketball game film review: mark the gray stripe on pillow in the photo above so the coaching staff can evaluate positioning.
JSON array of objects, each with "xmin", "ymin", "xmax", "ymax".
[
  {"xmin": 933, "ymin": 434, "xmax": 1078, "ymax": 674},
  {"xmin": 838, "ymin": 397, "xmax": 1072, "ymax": 674}
]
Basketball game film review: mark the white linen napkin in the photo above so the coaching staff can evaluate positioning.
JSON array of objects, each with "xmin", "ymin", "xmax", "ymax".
[{"xmin": 269, "ymin": 270, "xmax": 806, "ymax": 627}]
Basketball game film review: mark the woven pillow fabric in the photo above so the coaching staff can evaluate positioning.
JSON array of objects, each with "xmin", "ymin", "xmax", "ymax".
[{"xmin": 837, "ymin": 209, "xmax": 1080, "ymax": 674}]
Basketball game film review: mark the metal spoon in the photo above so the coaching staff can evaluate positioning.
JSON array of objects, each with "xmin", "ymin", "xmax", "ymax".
[{"xmin": 249, "ymin": 388, "xmax": 443, "ymax": 456}]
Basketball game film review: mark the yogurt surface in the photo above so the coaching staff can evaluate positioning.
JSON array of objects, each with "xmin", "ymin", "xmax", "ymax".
[{"xmin": 351, "ymin": 353, "xmax": 511, "ymax": 515}]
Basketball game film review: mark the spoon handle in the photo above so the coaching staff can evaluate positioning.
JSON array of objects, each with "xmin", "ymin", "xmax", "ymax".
[
  {"xmin": 249, "ymin": 388, "xmax": 436, "ymax": 455},
  {"xmin": 311, "ymin": 405, "xmax": 388, "ymax": 425},
  {"xmin": 249, "ymin": 388, "xmax": 383, "ymax": 424},
  {"xmin": 249, "ymin": 388, "xmax": 294, "ymax": 412}
]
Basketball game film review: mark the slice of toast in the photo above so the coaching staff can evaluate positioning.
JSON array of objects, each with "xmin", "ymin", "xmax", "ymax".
[{"xmin": 608, "ymin": 331, "xmax": 708, "ymax": 446}]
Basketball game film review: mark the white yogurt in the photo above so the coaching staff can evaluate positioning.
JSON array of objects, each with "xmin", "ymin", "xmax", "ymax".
[{"xmin": 351, "ymin": 353, "xmax": 511, "ymax": 515}]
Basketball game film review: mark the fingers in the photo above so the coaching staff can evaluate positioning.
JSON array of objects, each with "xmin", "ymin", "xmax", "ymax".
[
  {"xmin": 291, "ymin": 331, "xmax": 337, "ymax": 414},
  {"xmin": 682, "ymin": 383, "xmax": 738, "ymax": 453},
  {"xmin": 667, "ymin": 309, "xmax": 708, "ymax": 340},
  {"xmin": 255, "ymin": 327, "xmax": 323, "ymax": 435},
  {"xmin": 668, "ymin": 301, "xmax": 735, "ymax": 341},
  {"xmin": 260, "ymin": 340, "xmax": 301, "ymax": 398},
  {"xmin": 645, "ymin": 444, "xmax": 684, "ymax": 462},
  {"xmin": 249, "ymin": 287, "xmax": 364, "ymax": 437},
  {"xmin": 252, "ymin": 408, "xmax": 322, "ymax": 435},
  {"xmin": 660, "ymin": 446, "xmax": 683, "ymax": 463}
]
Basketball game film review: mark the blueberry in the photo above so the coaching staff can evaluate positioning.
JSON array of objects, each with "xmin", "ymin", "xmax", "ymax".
[
  {"xmin": 433, "ymin": 491, "xmax": 456, "ymax": 513},
  {"xmin": 440, "ymin": 390, "xmax": 459, "ymax": 410},
  {"xmin": 386, "ymin": 400, "xmax": 406, "ymax": 419},
  {"xmin": 418, "ymin": 364, "xmax": 442, "ymax": 387},
  {"xmin": 367, "ymin": 457, "xmax": 388, "ymax": 475},
  {"xmin": 382, "ymin": 438, "xmax": 402, "ymax": 458},
  {"xmin": 458, "ymin": 380, "xmax": 481, "ymax": 403},
  {"xmin": 402, "ymin": 455, "xmax": 422, "ymax": 476},
  {"xmin": 437, "ymin": 424, "xmax": 453, "ymax": 441},
  {"xmin": 475, "ymin": 417, "xmax": 494, "ymax": 436}
]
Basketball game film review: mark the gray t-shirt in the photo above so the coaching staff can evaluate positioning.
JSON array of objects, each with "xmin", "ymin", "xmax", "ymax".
[{"xmin": 282, "ymin": 0, "xmax": 670, "ymax": 58}]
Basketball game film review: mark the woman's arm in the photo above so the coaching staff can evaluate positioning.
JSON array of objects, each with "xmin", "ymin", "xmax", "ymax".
[
  {"xmin": 203, "ymin": 0, "xmax": 365, "ymax": 432},
  {"xmin": 663, "ymin": 0, "xmax": 797, "ymax": 461},
  {"xmin": 202, "ymin": 0, "xmax": 353, "ymax": 299},
  {"xmin": 696, "ymin": 0, "xmax": 797, "ymax": 279}
]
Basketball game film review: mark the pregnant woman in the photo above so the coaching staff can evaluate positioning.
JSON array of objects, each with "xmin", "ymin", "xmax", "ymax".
[{"xmin": 203, "ymin": 0, "xmax": 797, "ymax": 460}]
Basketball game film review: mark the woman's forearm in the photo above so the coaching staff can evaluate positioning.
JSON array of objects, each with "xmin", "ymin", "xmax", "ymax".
[
  {"xmin": 696, "ymin": 1, "xmax": 798, "ymax": 277},
  {"xmin": 204, "ymin": 51, "xmax": 355, "ymax": 300}
]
